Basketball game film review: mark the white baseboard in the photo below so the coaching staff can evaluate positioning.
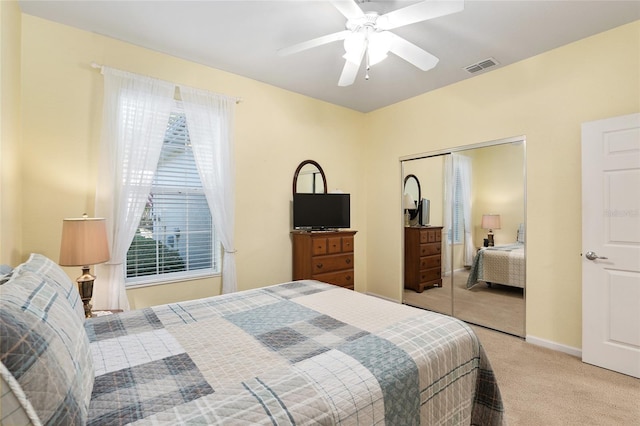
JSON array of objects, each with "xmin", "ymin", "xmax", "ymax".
[
  {"xmin": 526, "ymin": 335, "xmax": 582, "ymax": 358},
  {"xmin": 371, "ymin": 289, "xmax": 583, "ymax": 358}
]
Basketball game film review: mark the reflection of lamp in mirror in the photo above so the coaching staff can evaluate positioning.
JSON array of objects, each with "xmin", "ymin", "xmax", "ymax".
[
  {"xmin": 481, "ymin": 214, "xmax": 501, "ymax": 247},
  {"xmin": 59, "ymin": 214, "xmax": 110, "ymax": 318},
  {"xmin": 403, "ymin": 193, "xmax": 416, "ymax": 227}
]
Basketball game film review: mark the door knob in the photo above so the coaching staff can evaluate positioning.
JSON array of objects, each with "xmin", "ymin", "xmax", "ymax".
[{"xmin": 585, "ymin": 251, "xmax": 608, "ymax": 260}]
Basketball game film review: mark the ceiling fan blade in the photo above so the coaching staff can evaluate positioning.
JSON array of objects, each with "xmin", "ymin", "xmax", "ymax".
[
  {"xmin": 278, "ymin": 30, "xmax": 350, "ymax": 56},
  {"xmin": 388, "ymin": 33, "xmax": 439, "ymax": 71},
  {"xmin": 330, "ymin": 0, "xmax": 365, "ymax": 20},
  {"xmin": 378, "ymin": 0, "xmax": 464, "ymax": 30},
  {"xmin": 338, "ymin": 53, "xmax": 364, "ymax": 87}
]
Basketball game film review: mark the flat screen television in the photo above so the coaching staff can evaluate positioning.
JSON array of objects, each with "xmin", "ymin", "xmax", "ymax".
[{"xmin": 293, "ymin": 193, "xmax": 350, "ymax": 230}]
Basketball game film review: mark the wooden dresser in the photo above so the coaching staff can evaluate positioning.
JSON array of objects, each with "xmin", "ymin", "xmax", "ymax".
[
  {"xmin": 292, "ymin": 230, "xmax": 357, "ymax": 290},
  {"xmin": 404, "ymin": 226, "xmax": 443, "ymax": 293}
]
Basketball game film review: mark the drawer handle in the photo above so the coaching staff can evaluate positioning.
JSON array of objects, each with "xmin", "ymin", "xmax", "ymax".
[
  {"xmin": 316, "ymin": 263, "xmax": 323, "ymax": 269},
  {"xmin": 346, "ymin": 275, "xmax": 351, "ymax": 281},
  {"xmin": 346, "ymin": 258, "xmax": 351, "ymax": 264}
]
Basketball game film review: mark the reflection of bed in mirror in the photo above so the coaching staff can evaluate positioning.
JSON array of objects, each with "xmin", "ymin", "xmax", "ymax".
[
  {"xmin": 467, "ymin": 225, "xmax": 525, "ymax": 289},
  {"xmin": 466, "ymin": 243, "xmax": 525, "ymax": 289}
]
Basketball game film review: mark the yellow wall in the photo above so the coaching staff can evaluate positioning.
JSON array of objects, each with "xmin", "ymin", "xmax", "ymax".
[
  {"xmin": 0, "ymin": 0, "xmax": 22, "ymax": 266},
  {"xmin": 18, "ymin": 14, "xmax": 367, "ymax": 307},
  {"xmin": 364, "ymin": 21, "xmax": 640, "ymax": 349},
  {"xmin": 7, "ymin": 5, "xmax": 639, "ymax": 349},
  {"xmin": 468, "ymin": 143, "xmax": 525, "ymax": 246}
]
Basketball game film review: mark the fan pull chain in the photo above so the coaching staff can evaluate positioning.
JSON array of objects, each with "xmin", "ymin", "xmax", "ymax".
[{"xmin": 365, "ymin": 40, "xmax": 371, "ymax": 80}]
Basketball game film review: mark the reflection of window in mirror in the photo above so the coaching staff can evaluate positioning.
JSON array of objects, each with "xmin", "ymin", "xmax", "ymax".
[
  {"xmin": 297, "ymin": 164, "xmax": 323, "ymax": 193},
  {"xmin": 293, "ymin": 160, "xmax": 327, "ymax": 195}
]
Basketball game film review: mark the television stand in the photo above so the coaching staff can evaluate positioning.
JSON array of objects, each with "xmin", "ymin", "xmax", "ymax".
[{"xmin": 291, "ymin": 230, "xmax": 357, "ymax": 290}]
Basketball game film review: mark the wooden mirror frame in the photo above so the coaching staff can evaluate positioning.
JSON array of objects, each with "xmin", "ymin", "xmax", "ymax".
[
  {"xmin": 403, "ymin": 174, "xmax": 421, "ymax": 220},
  {"xmin": 293, "ymin": 160, "xmax": 327, "ymax": 195}
]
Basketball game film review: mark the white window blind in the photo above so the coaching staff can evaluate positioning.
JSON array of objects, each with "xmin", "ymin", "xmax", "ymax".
[
  {"xmin": 126, "ymin": 110, "xmax": 220, "ymax": 284},
  {"xmin": 450, "ymin": 168, "xmax": 464, "ymax": 244}
]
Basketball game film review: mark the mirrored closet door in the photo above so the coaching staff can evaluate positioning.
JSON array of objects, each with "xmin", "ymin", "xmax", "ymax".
[{"xmin": 401, "ymin": 138, "xmax": 526, "ymax": 337}]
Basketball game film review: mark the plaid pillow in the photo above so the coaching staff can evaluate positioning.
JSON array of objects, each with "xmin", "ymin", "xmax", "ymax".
[
  {"xmin": 15, "ymin": 253, "xmax": 85, "ymax": 321},
  {"xmin": 0, "ymin": 270, "xmax": 94, "ymax": 425},
  {"xmin": 1, "ymin": 362, "xmax": 40, "ymax": 426}
]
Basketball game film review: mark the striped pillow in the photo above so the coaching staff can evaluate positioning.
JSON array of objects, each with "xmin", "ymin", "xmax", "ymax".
[
  {"xmin": 14, "ymin": 253, "xmax": 85, "ymax": 321},
  {"xmin": 0, "ymin": 270, "xmax": 94, "ymax": 425}
]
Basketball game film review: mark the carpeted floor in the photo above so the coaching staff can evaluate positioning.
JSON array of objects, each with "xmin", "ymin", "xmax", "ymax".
[
  {"xmin": 472, "ymin": 325, "xmax": 640, "ymax": 425},
  {"xmin": 403, "ymin": 269, "xmax": 525, "ymax": 336}
]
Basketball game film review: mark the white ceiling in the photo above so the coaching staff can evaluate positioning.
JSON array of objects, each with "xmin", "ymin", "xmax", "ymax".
[{"xmin": 18, "ymin": 0, "xmax": 640, "ymax": 112}]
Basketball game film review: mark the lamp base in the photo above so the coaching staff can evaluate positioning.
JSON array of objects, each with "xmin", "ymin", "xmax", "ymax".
[
  {"xmin": 487, "ymin": 233, "xmax": 495, "ymax": 247},
  {"xmin": 77, "ymin": 266, "xmax": 95, "ymax": 318}
]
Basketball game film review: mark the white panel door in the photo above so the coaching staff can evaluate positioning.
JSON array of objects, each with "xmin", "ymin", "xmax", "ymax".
[{"xmin": 581, "ymin": 113, "xmax": 640, "ymax": 378}]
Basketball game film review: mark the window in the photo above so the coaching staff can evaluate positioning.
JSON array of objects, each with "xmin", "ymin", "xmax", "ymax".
[
  {"xmin": 126, "ymin": 110, "xmax": 220, "ymax": 285},
  {"xmin": 449, "ymin": 167, "xmax": 464, "ymax": 244}
]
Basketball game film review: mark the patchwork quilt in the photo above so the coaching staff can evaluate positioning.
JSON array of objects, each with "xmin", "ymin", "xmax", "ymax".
[
  {"xmin": 86, "ymin": 280, "xmax": 505, "ymax": 425},
  {"xmin": 467, "ymin": 244, "xmax": 525, "ymax": 289}
]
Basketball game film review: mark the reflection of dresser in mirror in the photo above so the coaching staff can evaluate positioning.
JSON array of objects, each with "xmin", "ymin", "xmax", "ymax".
[{"xmin": 404, "ymin": 226, "xmax": 443, "ymax": 293}]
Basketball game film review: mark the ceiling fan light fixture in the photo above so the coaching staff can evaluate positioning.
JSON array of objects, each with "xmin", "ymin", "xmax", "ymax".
[
  {"xmin": 367, "ymin": 30, "xmax": 393, "ymax": 66},
  {"xmin": 343, "ymin": 32, "xmax": 366, "ymax": 64}
]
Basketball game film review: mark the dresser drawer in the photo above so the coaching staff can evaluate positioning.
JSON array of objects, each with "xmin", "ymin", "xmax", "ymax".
[
  {"xmin": 419, "ymin": 268, "xmax": 441, "ymax": 283},
  {"xmin": 419, "ymin": 256, "xmax": 441, "ymax": 270},
  {"xmin": 327, "ymin": 236, "xmax": 342, "ymax": 254},
  {"xmin": 312, "ymin": 238, "xmax": 328, "ymax": 255},
  {"xmin": 313, "ymin": 270, "xmax": 354, "ymax": 289},
  {"xmin": 419, "ymin": 243, "xmax": 441, "ymax": 256},
  {"xmin": 419, "ymin": 228, "xmax": 442, "ymax": 244},
  {"xmin": 312, "ymin": 235, "xmax": 354, "ymax": 255},
  {"xmin": 312, "ymin": 253, "xmax": 353, "ymax": 274},
  {"xmin": 341, "ymin": 235, "xmax": 354, "ymax": 252}
]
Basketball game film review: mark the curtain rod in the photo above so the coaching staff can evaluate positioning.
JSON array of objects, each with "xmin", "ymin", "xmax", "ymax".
[{"xmin": 90, "ymin": 62, "xmax": 242, "ymax": 104}]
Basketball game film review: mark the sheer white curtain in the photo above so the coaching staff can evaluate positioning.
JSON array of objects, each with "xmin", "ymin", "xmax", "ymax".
[
  {"xmin": 443, "ymin": 155, "xmax": 453, "ymax": 273},
  {"xmin": 455, "ymin": 154, "xmax": 475, "ymax": 266},
  {"xmin": 179, "ymin": 85, "xmax": 237, "ymax": 294},
  {"xmin": 94, "ymin": 68, "xmax": 175, "ymax": 310}
]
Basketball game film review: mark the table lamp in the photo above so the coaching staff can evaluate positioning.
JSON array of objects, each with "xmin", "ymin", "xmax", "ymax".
[
  {"xmin": 59, "ymin": 214, "xmax": 110, "ymax": 318},
  {"xmin": 403, "ymin": 193, "xmax": 416, "ymax": 227},
  {"xmin": 481, "ymin": 214, "xmax": 501, "ymax": 247}
]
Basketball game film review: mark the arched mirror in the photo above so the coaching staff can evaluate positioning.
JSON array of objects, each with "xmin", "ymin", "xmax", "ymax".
[
  {"xmin": 403, "ymin": 174, "xmax": 421, "ymax": 222},
  {"xmin": 293, "ymin": 160, "xmax": 327, "ymax": 195}
]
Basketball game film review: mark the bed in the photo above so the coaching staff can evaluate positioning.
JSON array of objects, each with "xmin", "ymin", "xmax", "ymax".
[
  {"xmin": 466, "ymin": 243, "xmax": 525, "ymax": 289},
  {"xmin": 2, "ymin": 254, "xmax": 505, "ymax": 425}
]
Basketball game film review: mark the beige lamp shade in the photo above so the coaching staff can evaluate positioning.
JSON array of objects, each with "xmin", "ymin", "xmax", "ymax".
[
  {"xmin": 481, "ymin": 214, "xmax": 501, "ymax": 230},
  {"xmin": 59, "ymin": 217, "xmax": 110, "ymax": 266},
  {"xmin": 403, "ymin": 193, "xmax": 416, "ymax": 210}
]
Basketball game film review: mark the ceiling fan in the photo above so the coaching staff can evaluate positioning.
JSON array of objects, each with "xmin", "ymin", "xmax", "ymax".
[{"xmin": 278, "ymin": 0, "xmax": 464, "ymax": 86}]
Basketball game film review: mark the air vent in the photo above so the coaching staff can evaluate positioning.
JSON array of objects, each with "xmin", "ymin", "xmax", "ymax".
[{"xmin": 464, "ymin": 57, "xmax": 499, "ymax": 74}]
